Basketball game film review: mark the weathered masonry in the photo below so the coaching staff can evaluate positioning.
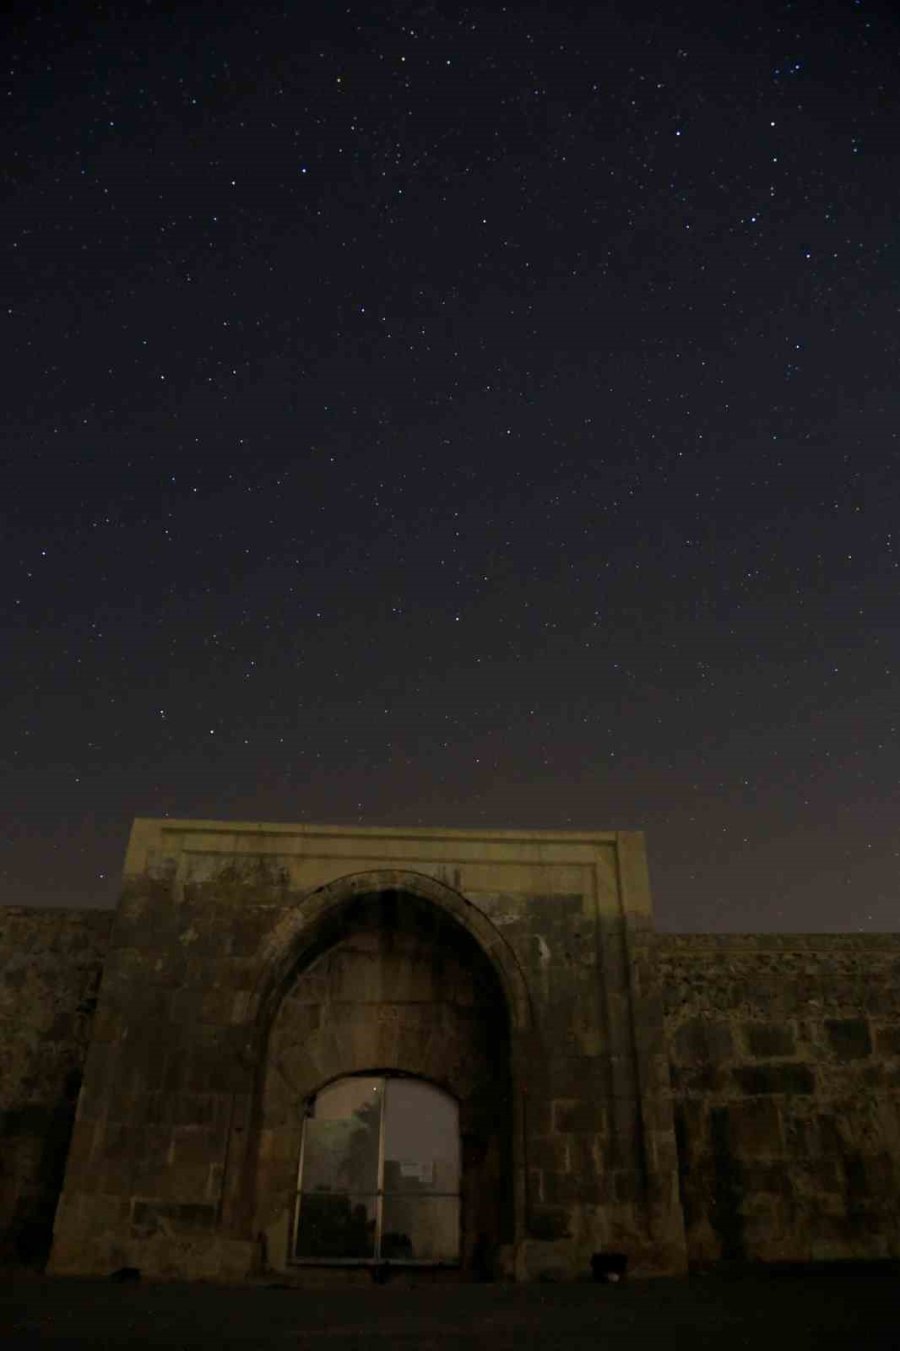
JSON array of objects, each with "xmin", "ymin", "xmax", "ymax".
[{"xmin": 2, "ymin": 819, "xmax": 900, "ymax": 1282}]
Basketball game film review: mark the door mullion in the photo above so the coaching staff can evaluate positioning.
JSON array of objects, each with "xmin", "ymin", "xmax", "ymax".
[
  {"xmin": 374, "ymin": 1077, "xmax": 387, "ymax": 1259},
  {"xmin": 292, "ymin": 1096, "xmax": 313, "ymax": 1259}
]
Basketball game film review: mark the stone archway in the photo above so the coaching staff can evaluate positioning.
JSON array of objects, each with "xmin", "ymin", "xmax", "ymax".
[
  {"xmin": 223, "ymin": 870, "xmax": 532, "ymax": 1278},
  {"xmin": 250, "ymin": 869, "xmax": 533, "ymax": 1039}
]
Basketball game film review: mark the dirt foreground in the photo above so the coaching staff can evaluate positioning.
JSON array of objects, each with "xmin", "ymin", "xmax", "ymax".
[{"xmin": 1, "ymin": 1265, "xmax": 897, "ymax": 1349}]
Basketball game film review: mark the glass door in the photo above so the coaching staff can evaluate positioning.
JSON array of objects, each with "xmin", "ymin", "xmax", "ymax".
[{"xmin": 293, "ymin": 1075, "xmax": 460, "ymax": 1263}]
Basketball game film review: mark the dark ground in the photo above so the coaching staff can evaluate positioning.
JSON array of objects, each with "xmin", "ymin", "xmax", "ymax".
[{"xmin": 1, "ymin": 1267, "xmax": 898, "ymax": 1349}]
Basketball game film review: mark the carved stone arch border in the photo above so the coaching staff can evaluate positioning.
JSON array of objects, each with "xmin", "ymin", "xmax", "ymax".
[
  {"xmin": 252, "ymin": 868, "xmax": 533, "ymax": 1040},
  {"xmin": 223, "ymin": 868, "xmax": 533, "ymax": 1262}
]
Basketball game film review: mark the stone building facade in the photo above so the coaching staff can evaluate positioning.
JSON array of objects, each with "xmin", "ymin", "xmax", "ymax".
[{"xmin": 2, "ymin": 818, "xmax": 899, "ymax": 1282}]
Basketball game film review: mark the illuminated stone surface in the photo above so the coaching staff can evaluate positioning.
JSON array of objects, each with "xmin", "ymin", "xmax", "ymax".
[{"xmin": 3, "ymin": 820, "xmax": 899, "ymax": 1282}]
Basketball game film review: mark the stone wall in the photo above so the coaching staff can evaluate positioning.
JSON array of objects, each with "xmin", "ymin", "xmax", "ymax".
[
  {"xmin": 659, "ymin": 934, "xmax": 900, "ymax": 1267},
  {"xmin": 47, "ymin": 819, "xmax": 686, "ymax": 1282},
  {"xmin": 12, "ymin": 858, "xmax": 900, "ymax": 1285},
  {"xmin": 0, "ymin": 905, "xmax": 112, "ymax": 1266}
]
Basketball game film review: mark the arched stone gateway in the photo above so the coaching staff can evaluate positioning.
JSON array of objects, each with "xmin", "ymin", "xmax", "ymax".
[
  {"xmin": 250, "ymin": 869, "xmax": 533, "ymax": 1038},
  {"xmin": 33, "ymin": 820, "xmax": 900, "ymax": 1282},
  {"xmin": 47, "ymin": 821, "xmax": 689, "ymax": 1283},
  {"xmin": 224, "ymin": 871, "xmax": 532, "ymax": 1279}
]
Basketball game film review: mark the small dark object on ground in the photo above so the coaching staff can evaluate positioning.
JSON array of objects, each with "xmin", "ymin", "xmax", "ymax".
[
  {"xmin": 371, "ymin": 1261, "xmax": 391, "ymax": 1285},
  {"xmin": 109, "ymin": 1267, "xmax": 141, "ymax": 1283},
  {"xmin": 591, "ymin": 1252, "xmax": 627, "ymax": 1283}
]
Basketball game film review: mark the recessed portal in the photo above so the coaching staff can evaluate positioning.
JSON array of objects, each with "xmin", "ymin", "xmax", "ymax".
[
  {"xmin": 254, "ymin": 886, "xmax": 514, "ymax": 1276},
  {"xmin": 293, "ymin": 1074, "xmax": 460, "ymax": 1263}
]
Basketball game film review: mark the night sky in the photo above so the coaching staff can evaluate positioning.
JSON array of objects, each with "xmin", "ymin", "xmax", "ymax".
[{"xmin": 4, "ymin": 1, "xmax": 899, "ymax": 930}]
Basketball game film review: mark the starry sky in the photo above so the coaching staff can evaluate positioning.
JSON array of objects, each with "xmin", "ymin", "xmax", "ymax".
[{"xmin": 3, "ymin": 1, "xmax": 899, "ymax": 930}]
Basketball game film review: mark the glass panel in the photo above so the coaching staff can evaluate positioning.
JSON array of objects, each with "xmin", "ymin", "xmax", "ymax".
[
  {"xmin": 381, "ymin": 1195, "xmax": 460, "ymax": 1261},
  {"xmin": 382, "ymin": 1078, "xmax": 460, "ymax": 1196},
  {"xmin": 294, "ymin": 1075, "xmax": 461, "ymax": 1264},
  {"xmin": 294, "ymin": 1192, "xmax": 377, "ymax": 1260},
  {"xmin": 300, "ymin": 1077, "xmax": 383, "ymax": 1195}
]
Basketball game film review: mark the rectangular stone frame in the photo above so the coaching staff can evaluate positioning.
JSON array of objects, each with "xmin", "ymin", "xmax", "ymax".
[{"xmin": 48, "ymin": 819, "xmax": 686, "ymax": 1282}]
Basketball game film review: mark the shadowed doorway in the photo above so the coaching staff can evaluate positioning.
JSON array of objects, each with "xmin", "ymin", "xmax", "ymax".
[{"xmin": 253, "ymin": 887, "xmax": 513, "ymax": 1277}]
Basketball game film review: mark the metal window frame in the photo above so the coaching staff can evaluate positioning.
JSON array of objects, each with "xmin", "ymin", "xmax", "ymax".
[{"xmin": 290, "ymin": 1074, "xmax": 461, "ymax": 1267}]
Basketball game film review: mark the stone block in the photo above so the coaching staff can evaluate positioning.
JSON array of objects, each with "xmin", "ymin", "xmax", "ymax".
[
  {"xmin": 740, "ymin": 1162, "xmax": 788, "ymax": 1193},
  {"xmin": 229, "ymin": 912, "xmax": 272, "ymax": 955},
  {"xmin": 130, "ymin": 1032, "xmax": 171, "ymax": 1092},
  {"xmin": 187, "ymin": 1034, "xmax": 244, "ymax": 1093},
  {"xmin": 258, "ymin": 1126, "xmax": 302, "ymax": 1167},
  {"xmin": 529, "ymin": 1135, "xmax": 571, "ymax": 1173},
  {"xmin": 147, "ymin": 1159, "xmax": 213, "ymax": 1202},
  {"xmin": 567, "ymin": 1133, "xmax": 602, "ymax": 1180},
  {"xmin": 669, "ymin": 1064, "xmax": 725, "ymax": 1094},
  {"xmin": 552, "ymin": 1099, "xmax": 606, "ymax": 1134},
  {"xmin": 99, "ymin": 1121, "xmax": 137, "ymax": 1161},
  {"xmin": 143, "ymin": 1092, "xmax": 173, "ymax": 1126},
  {"xmin": 524, "ymin": 1096, "xmax": 553, "ymax": 1137},
  {"xmin": 96, "ymin": 1152, "xmax": 134, "ymax": 1195},
  {"xmin": 744, "ymin": 1023, "xmax": 796, "ymax": 1058},
  {"xmin": 858, "ymin": 1152, "xmax": 895, "ymax": 1194},
  {"xmin": 527, "ymin": 1167, "xmax": 544, "ymax": 1204},
  {"xmin": 90, "ymin": 1006, "xmax": 125, "ymax": 1044},
  {"xmin": 526, "ymin": 894, "xmax": 584, "ymax": 924},
  {"xmin": 732, "ymin": 1063, "xmax": 815, "ymax": 1095},
  {"xmin": 170, "ymin": 1126, "xmax": 220, "ymax": 1168},
  {"xmin": 161, "ymin": 1042, "xmax": 191, "ymax": 1092},
  {"xmin": 546, "ymin": 1056, "xmax": 611, "ymax": 1099},
  {"xmin": 612, "ymin": 1169, "xmax": 641, "ymax": 1203},
  {"xmin": 526, "ymin": 1206, "xmax": 571, "ymax": 1241},
  {"xmin": 672, "ymin": 1019, "xmax": 733, "ymax": 1065},
  {"xmin": 131, "ymin": 1137, "xmax": 175, "ymax": 1193},
  {"xmin": 168, "ymin": 1093, "xmax": 224, "ymax": 1130},
  {"xmin": 798, "ymin": 1158, "xmax": 843, "ymax": 1193},
  {"xmin": 515, "ymin": 1237, "xmax": 575, "ymax": 1282},
  {"xmin": 542, "ymin": 1169, "xmax": 606, "ymax": 1206},
  {"xmin": 130, "ymin": 1199, "xmax": 217, "ymax": 1236},
  {"xmin": 812, "ymin": 1113, "xmax": 843, "ymax": 1157},
  {"xmin": 825, "ymin": 1018, "xmax": 872, "ymax": 1060},
  {"xmin": 875, "ymin": 1025, "xmax": 900, "ymax": 1056},
  {"xmin": 727, "ymin": 1099, "xmax": 783, "ymax": 1157},
  {"xmin": 673, "ymin": 1100, "xmax": 707, "ymax": 1167}
]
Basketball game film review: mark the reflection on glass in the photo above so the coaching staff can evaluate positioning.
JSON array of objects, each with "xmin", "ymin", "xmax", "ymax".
[
  {"xmin": 294, "ymin": 1192, "xmax": 376, "ymax": 1259},
  {"xmin": 300, "ymin": 1077, "xmax": 382, "ymax": 1195},
  {"xmin": 294, "ymin": 1075, "xmax": 460, "ymax": 1262},
  {"xmin": 382, "ymin": 1195, "xmax": 460, "ymax": 1261},
  {"xmin": 382, "ymin": 1078, "xmax": 459, "ymax": 1197}
]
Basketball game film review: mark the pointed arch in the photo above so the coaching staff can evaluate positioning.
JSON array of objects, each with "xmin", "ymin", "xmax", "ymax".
[
  {"xmin": 247, "ymin": 868, "xmax": 533, "ymax": 1053},
  {"xmin": 222, "ymin": 869, "xmax": 532, "ymax": 1258}
]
